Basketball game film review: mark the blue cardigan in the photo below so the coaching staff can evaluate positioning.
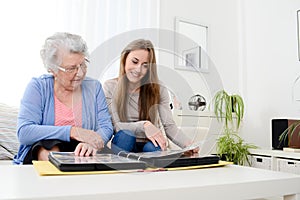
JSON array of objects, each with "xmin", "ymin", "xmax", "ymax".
[{"xmin": 13, "ymin": 74, "xmax": 113, "ymax": 164}]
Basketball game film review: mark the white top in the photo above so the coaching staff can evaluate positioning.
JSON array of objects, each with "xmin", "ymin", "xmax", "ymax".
[
  {"xmin": 103, "ymin": 79, "xmax": 190, "ymax": 148},
  {"xmin": 1, "ymin": 164, "xmax": 300, "ymax": 200}
]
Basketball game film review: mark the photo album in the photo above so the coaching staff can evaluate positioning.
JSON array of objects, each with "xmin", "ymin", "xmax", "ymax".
[{"xmin": 48, "ymin": 143, "xmax": 220, "ymax": 172}]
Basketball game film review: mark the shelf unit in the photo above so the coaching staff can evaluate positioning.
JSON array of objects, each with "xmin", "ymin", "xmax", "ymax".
[
  {"xmin": 249, "ymin": 149, "xmax": 300, "ymax": 175},
  {"xmin": 173, "ymin": 110, "xmax": 300, "ymax": 175}
]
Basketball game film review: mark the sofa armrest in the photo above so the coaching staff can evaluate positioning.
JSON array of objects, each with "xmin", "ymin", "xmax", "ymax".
[{"xmin": 0, "ymin": 103, "xmax": 19, "ymax": 160}]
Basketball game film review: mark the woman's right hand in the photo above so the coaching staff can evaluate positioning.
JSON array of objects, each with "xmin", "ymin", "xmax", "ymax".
[
  {"xmin": 74, "ymin": 142, "xmax": 98, "ymax": 157},
  {"xmin": 144, "ymin": 121, "xmax": 167, "ymax": 150},
  {"xmin": 70, "ymin": 127, "xmax": 104, "ymax": 150}
]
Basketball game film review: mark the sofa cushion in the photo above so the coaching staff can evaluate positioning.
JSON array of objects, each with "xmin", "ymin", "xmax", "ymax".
[
  {"xmin": 0, "ymin": 103, "xmax": 19, "ymax": 160},
  {"xmin": 168, "ymin": 126, "xmax": 209, "ymax": 150}
]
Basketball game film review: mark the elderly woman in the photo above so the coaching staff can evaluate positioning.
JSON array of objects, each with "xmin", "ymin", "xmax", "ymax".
[{"xmin": 13, "ymin": 32, "xmax": 113, "ymax": 165}]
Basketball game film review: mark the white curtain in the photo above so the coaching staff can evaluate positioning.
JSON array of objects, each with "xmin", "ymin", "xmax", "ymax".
[{"xmin": 0, "ymin": 0, "xmax": 159, "ymax": 106}]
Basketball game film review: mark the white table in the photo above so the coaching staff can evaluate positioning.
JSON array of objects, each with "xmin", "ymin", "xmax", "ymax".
[{"xmin": 1, "ymin": 164, "xmax": 300, "ymax": 200}]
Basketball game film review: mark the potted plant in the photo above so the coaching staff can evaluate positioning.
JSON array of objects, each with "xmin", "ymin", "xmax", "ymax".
[
  {"xmin": 212, "ymin": 90, "xmax": 244, "ymax": 129},
  {"xmin": 211, "ymin": 90, "xmax": 256, "ymax": 165},
  {"xmin": 278, "ymin": 120, "xmax": 300, "ymax": 149},
  {"xmin": 216, "ymin": 128, "xmax": 257, "ymax": 165}
]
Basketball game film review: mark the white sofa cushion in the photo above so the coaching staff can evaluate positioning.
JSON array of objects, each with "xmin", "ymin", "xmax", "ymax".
[
  {"xmin": 168, "ymin": 126, "xmax": 209, "ymax": 150},
  {"xmin": 0, "ymin": 103, "xmax": 19, "ymax": 160}
]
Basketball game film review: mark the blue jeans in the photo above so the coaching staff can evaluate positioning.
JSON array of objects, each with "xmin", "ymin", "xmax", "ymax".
[{"xmin": 111, "ymin": 130, "xmax": 161, "ymax": 154}]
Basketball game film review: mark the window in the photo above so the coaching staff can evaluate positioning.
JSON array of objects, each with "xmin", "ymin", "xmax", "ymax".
[{"xmin": 0, "ymin": 0, "xmax": 159, "ymax": 106}]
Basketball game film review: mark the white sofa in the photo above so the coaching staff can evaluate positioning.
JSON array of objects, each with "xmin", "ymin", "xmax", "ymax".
[
  {"xmin": 0, "ymin": 104, "xmax": 211, "ymax": 164},
  {"xmin": 169, "ymin": 109, "xmax": 213, "ymax": 152},
  {"xmin": 0, "ymin": 103, "xmax": 19, "ymax": 164}
]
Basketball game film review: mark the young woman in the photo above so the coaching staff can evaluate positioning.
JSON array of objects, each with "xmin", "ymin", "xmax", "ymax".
[{"xmin": 103, "ymin": 39, "xmax": 198, "ymax": 154}]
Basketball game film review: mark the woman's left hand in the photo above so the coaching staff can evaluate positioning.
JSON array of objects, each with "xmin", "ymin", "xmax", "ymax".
[
  {"xmin": 183, "ymin": 141, "xmax": 200, "ymax": 155},
  {"xmin": 74, "ymin": 142, "xmax": 98, "ymax": 156},
  {"xmin": 70, "ymin": 127, "xmax": 104, "ymax": 150},
  {"xmin": 183, "ymin": 147, "xmax": 200, "ymax": 156}
]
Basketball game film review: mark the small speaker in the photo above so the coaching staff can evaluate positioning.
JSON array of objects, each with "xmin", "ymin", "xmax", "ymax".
[{"xmin": 272, "ymin": 119, "xmax": 289, "ymax": 150}]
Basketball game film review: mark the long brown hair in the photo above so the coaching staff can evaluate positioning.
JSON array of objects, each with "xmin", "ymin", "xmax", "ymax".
[{"xmin": 115, "ymin": 39, "xmax": 160, "ymax": 123}]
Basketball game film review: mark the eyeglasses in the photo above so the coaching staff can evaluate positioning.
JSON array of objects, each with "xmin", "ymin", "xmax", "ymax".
[{"xmin": 57, "ymin": 58, "xmax": 89, "ymax": 74}]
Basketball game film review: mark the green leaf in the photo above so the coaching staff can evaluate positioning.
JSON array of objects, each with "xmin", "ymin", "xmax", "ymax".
[
  {"xmin": 210, "ymin": 90, "xmax": 244, "ymax": 130},
  {"xmin": 216, "ymin": 128, "xmax": 257, "ymax": 165},
  {"xmin": 278, "ymin": 121, "xmax": 300, "ymax": 146}
]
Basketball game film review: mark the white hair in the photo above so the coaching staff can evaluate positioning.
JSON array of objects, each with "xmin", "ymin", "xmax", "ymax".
[{"xmin": 40, "ymin": 32, "xmax": 89, "ymax": 72}]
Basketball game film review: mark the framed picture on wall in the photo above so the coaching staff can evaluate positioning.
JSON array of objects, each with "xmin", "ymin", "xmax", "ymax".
[
  {"xmin": 297, "ymin": 10, "xmax": 300, "ymax": 61},
  {"xmin": 174, "ymin": 17, "xmax": 209, "ymax": 73}
]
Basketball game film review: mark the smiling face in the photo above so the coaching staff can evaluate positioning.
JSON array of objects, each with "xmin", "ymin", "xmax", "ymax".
[
  {"xmin": 53, "ymin": 52, "xmax": 87, "ymax": 92},
  {"xmin": 124, "ymin": 49, "xmax": 149, "ymax": 88}
]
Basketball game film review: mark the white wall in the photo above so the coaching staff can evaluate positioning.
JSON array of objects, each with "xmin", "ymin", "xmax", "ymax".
[
  {"xmin": 241, "ymin": 0, "xmax": 300, "ymax": 148},
  {"xmin": 159, "ymin": 0, "xmax": 300, "ymax": 149},
  {"xmin": 158, "ymin": 0, "xmax": 241, "ymax": 142},
  {"xmin": 159, "ymin": 0, "xmax": 241, "ymax": 97}
]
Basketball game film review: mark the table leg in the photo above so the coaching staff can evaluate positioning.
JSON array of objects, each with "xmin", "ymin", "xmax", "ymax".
[{"xmin": 284, "ymin": 193, "xmax": 300, "ymax": 200}]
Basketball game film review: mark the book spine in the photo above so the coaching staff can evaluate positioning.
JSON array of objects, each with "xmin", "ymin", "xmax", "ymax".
[
  {"xmin": 117, "ymin": 151, "xmax": 155, "ymax": 167},
  {"xmin": 117, "ymin": 151, "xmax": 140, "ymax": 160}
]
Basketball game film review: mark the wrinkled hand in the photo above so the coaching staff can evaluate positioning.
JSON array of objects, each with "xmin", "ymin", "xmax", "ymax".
[
  {"xmin": 70, "ymin": 127, "xmax": 104, "ymax": 150},
  {"xmin": 144, "ymin": 121, "xmax": 167, "ymax": 150},
  {"xmin": 74, "ymin": 143, "xmax": 97, "ymax": 157}
]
